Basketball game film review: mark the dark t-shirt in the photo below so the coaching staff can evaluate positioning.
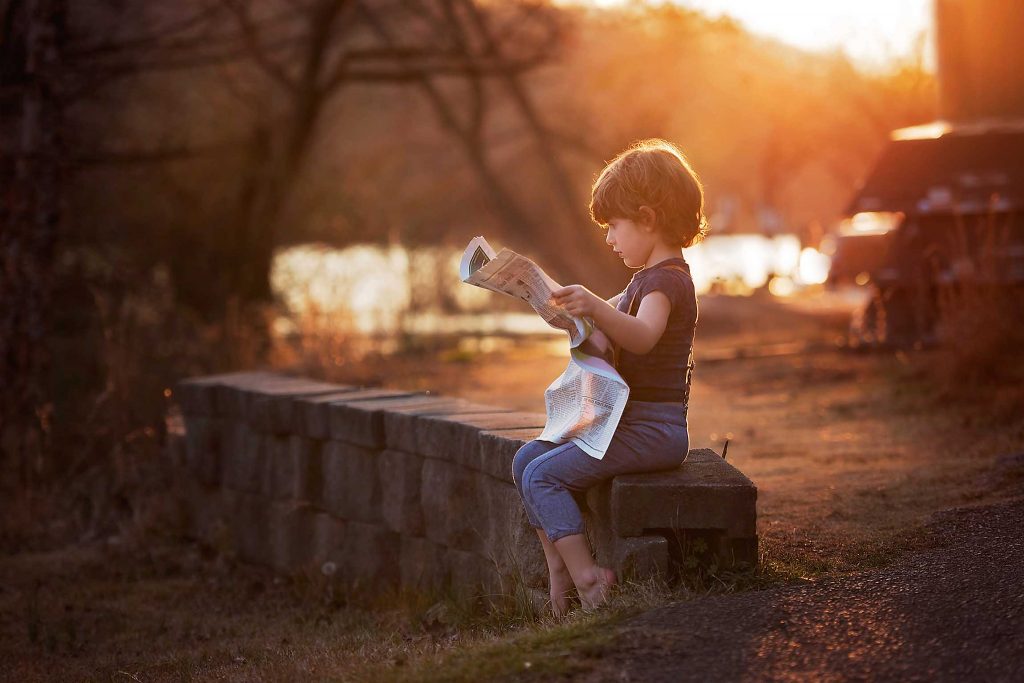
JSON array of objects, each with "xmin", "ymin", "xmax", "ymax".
[{"xmin": 614, "ymin": 257, "xmax": 698, "ymax": 402}]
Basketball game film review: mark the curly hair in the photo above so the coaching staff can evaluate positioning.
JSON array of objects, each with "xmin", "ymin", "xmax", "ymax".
[{"xmin": 589, "ymin": 138, "xmax": 709, "ymax": 248}]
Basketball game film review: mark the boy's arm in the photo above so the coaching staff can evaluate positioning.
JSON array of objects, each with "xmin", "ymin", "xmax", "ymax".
[
  {"xmin": 576, "ymin": 291, "xmax": 624, "ymax": 359},
  {"xmin": 552, "ymin": 285, "xmax": 669, "ymax": 355}
]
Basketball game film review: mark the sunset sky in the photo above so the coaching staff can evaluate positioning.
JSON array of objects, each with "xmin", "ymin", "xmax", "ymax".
[{"xmin": 586, "ymin": 0, "xmax": 935, "ymax": 71}]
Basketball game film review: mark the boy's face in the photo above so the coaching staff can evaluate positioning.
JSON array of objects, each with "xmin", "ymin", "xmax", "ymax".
[{"xmin": 605, "ymin": 216, "xmax": 657, "ymax": 269}]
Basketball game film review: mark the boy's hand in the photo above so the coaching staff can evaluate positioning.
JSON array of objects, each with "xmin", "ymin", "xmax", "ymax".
[{"xmin": 551, "ymin": 285, "xmax": 602, "ymax": 317}]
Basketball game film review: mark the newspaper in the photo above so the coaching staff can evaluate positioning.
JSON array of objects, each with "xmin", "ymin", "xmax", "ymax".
[{"xmin": 460, "ymin": 236, "xmax": 629, "ymax": 459}]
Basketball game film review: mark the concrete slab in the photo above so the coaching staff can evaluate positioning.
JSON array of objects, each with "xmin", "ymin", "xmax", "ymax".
[
  {"xmin": 410, "ymin": 411, "xmax": 546, "ymax": 468},
  {"xmin": 382, "ymin": 400, "xmax": 514, "ymax": 454}
]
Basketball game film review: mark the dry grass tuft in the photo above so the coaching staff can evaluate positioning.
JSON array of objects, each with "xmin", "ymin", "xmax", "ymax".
[{"xmin": 931, "ymin": 212, "xmax": 1024, "ymax": 412}]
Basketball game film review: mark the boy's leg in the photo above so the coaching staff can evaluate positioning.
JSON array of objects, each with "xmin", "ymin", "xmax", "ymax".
[
  {"xmin": 521, "ymin": 421, "xmax": 685, "ymax": 608},
  {"xmin": 520, "ymin": 440, "xmax": 622, "ymax": 605},
  {"xmin": 523, "ymin": 404, "xmax": 689, "ymax": 609},
  {"xmin": 511, "ymin": 439, "xmax": 561, "ymax": 533},
  {"xmin": 536, "ymin": 529, "xmax": 574, "ymax": 617},
  {"xmin": 522, "ymin": 437, "xmax": 651, "ymax": 545},
  {"xmin": 512, "ymin": 440, "xmax": 576, "ymax": 615},
  {"xmin": 553, "ymin": 533, "xmax": 616, "ymax": 610}
]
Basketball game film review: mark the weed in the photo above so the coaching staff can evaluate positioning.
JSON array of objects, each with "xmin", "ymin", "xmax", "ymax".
[{"xmin": 933, "ymin": 209, "xmax": 1024, "ymax": 392}]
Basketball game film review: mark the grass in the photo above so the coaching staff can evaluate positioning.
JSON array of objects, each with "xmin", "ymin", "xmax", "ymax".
[{"xmin": 3, "ymin": 496, "xmax": 820, "ymax": 683}]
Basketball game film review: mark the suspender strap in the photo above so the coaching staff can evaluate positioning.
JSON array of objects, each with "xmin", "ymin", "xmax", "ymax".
[{"xmin": 612, "ymin": 263, "xmax": 695, "ymax": 407}]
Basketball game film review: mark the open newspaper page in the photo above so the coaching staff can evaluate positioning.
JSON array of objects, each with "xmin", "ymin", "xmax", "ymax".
[
  {"xmin": 460, "ymin": 236, "xmax": 630, "ymax": 459},
  {"xmin": 536, "ymin": 347, "xmax": 629, "ymax": 459},
  {"xmin": 461, "ymin": 239, "xmax": 591, "ymax": 348}
]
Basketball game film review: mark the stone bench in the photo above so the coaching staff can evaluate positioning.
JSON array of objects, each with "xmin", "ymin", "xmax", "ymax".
[
  {"xmin": 169, "ymin": 370, "xmax": 758, "ymax": 612},
  {"xmin": 583, "ymin": 449, "xmax": 758, "ymax": 581}
]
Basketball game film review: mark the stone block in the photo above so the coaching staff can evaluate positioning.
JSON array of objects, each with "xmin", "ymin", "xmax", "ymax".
[
  {"xmin": 331, "ymin": 521, "xmax": 400, "ymax": 591},
  {"xmin": 614, "ymin": 535, "xmax": 670, "ymax": 583},
  {"xmin": 218, "ymin": 421, "xmax": 243, "ymax": 489},
  {"xmin": 245, "ymin": 380, "xmax": 352, "ymax": 434},
  {"xmin": 213, "ymin": 372, "xmax": 298, "ymax": 417},
  {"xmin": 328, "ymin": 393, "xmax": 477, "ymax": 449},
  {"xmin": 586, "ymin": 448, "xmax": 757, "ymax": 539},
  {"xmin": 446, "ymin": 548, "xmax": 502, "ymax": 603},
  {"xmin": 263, "ymin": 434, "xmax": 322, "ymax": 501},
  {"xmin": 478, "ymin": 474, "xmax": 547, "ymax": 591},
  {"xmin": 400, "ymin": 536, "xmax": 448, "ymax": 594},
  {"xmin": 420, "ymin": 459, "xmax": 484, "ymax": 552},
  {"xmin": 215, "ymin": 488, "xmax": 242, "ymax": 551},
  {"xmin": 268, "ymin": 501, "xmax": 317, "ymax": 572},
  {"xmin": 232, "ymin": 492, "xmax": 270, "ymax": 564},
  {"xmin": 175, "ymin": 371, "xmax": 278, "ymax": 416},
  {"xmin": 181, "ymin": 477, "xmax": 227, "ymax": 543},
  {"xmin": 309, "ymin": 512, "xmax": 346, "ymax": 567},
  {"xmin": 296, "ymin": 436, "xmax": 325, "ymax": 503},
  {"xmin": 297, "ymin": 388, "xmax": 409, "ymax": 439},
  {"xmin": 408, "ymin": 411, "xmax": 546, "ymax": 468},
  {"xmin": 261, "ymin": 435, "xmax": 287, "ymax": 497},
  {"xmin": 381, "ymin": 400, "xmax": 515, "ymax": 454},
  {"xmin": 221, "ymin": 425, "xmax": 265, "ymax": 494},
  {"xmin": 183, "ymin": 415, "xmax": 223, "ymax": 486},
  {"xmin": 378, "ymin": 449, "xmax": 424, "ymax": 536},
  {"xmin": 249, "ymin": 388, "xmax": 348, "ymax": 435},
  {"xmin": 478, "ymin": 428, "xmax": 543, "ymax": 484},
  {"xmin": 321, "ymin": 441, "xmax": 381, "ymax": 522}
]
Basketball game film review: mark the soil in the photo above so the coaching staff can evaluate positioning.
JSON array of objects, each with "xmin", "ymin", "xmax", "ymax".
[{"xmin": 577, "ymin": 494, "xmax": 1024, "ymax": 682}]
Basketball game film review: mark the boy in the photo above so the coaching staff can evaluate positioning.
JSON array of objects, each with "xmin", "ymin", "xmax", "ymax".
[{"xmin": 512, "ymin": 138, "xmax": 708, "ymax": 615}]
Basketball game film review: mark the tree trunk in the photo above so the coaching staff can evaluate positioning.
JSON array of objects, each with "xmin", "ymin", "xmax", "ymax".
[{"xmin": 0, "ymin": 0, "xmax": 66, "ymax": 485}]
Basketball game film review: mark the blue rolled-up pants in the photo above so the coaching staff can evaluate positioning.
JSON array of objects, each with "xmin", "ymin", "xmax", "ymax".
[{"xmin": 511, "ymin": 400, "xmax": 689, "ymax": 543}]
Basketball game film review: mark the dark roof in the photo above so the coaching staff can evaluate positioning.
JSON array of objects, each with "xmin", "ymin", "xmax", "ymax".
[{"xmin": 845, "ymin": 124, "xmax": 1024, "ymax": 216}]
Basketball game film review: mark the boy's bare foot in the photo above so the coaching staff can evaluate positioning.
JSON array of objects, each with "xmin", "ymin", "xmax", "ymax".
[
  {"xmin": 578, "ymin": 566, "xmax": 616, "ymax": 612},
  {"xmin": 549, "ymin": 566, "xmax": 574, "ymax": 618}
]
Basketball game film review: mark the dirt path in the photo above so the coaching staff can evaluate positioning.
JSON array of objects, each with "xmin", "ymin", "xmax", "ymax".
[{"xmin": 577, "ymin": 494, "xmax": 1024, "ymax": 682}]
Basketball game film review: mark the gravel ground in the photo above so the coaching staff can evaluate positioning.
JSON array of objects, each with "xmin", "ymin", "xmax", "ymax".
[{"xmin": 581, "ymin": 494, "xmax": 1024, "ymax": 683}]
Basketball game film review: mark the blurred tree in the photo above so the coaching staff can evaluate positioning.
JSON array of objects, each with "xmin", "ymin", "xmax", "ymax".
[
  {"xmin": 1, "ymin": 0, "xmax": 939, "ymax": 495},
  {"xmin": 1, "ymin": 0, "xmax": 67, "ymax": 486},
  {"xmin": 0, "ymin": 0, "xmax": 608, "ymax": 488},
  {"xmin": 60, "ymin": 0, "xmax": 606, "ymax": 310}
]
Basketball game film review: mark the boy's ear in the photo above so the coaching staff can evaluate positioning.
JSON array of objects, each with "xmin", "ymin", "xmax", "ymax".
[{"xmin": 638, "ymin": 205, "xmax": 656, "ymax": 229}]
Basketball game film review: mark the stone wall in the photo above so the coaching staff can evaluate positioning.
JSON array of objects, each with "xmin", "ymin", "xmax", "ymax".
[{"xmin": 170, "ymin": 370, "xmax": 758, "ymax": 612}]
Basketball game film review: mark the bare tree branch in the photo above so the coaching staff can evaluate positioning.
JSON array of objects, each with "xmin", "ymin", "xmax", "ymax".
[
  {"xmin": 71, "ymin": 138, "xmax": 251, "ymax": 167},
  {"xmin": 438, "ymin": 0, "xmax": 484, "ymax": 137},
  {"xmin": 223, "ymin": 0, "xmax": 299, "ymax": 94},
  {"xmin": 64, "ymin": 2, "xmax": 229, "ymax": 58}
]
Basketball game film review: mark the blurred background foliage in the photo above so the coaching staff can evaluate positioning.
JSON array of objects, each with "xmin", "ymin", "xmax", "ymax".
[{"xmin": 0, "ymin": 0, "xmax": 934, "ymax": 545}]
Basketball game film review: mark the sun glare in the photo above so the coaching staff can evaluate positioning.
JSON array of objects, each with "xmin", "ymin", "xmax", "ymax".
[{"xmin": 575, "ymin": 0, "xmax": 934, "ymax": 70}]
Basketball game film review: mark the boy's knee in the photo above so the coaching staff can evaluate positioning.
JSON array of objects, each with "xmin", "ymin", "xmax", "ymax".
[
  {"xmin": 511, "ymin": 440, "xmax": 541, "ymax": 485},
  {"xmin": 522, "ymin": 456, "xmax": 561, "ymax": 494}
]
